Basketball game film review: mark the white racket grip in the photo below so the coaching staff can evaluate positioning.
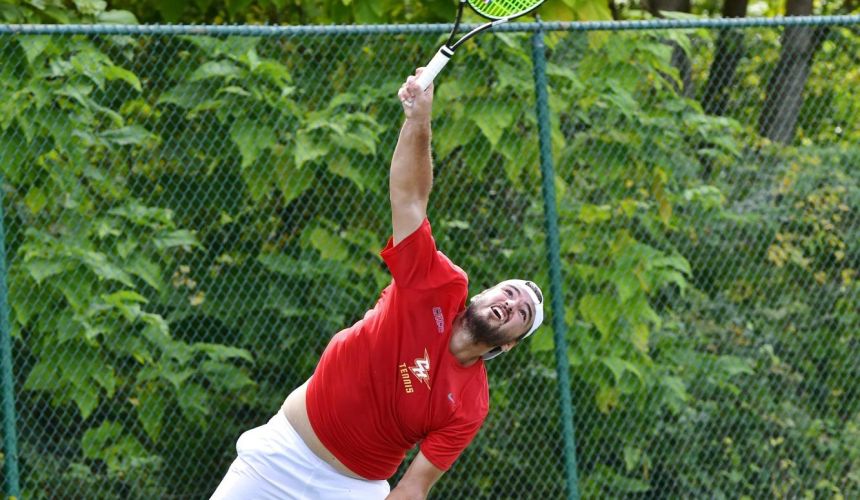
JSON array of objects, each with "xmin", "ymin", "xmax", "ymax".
[{"xmin": 416, "ymin": 46, "xmax": 453, "ymax": 91}]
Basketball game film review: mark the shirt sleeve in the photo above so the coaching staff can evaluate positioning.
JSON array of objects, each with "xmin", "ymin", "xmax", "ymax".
[
  {"xmin": 419, "ymin": 412, "xmax": 487, "ymax": 471},
  {"xmin": 380, "ymin": 218, "xmax": 464, "ymax": 290}
]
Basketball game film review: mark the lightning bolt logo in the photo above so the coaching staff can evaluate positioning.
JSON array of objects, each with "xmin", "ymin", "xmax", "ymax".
[{"xmin": 409, "ymin": 349, "xmax": 431, "ymax": 389}]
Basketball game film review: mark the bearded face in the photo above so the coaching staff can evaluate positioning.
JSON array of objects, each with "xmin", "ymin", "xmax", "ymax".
[{"xmin": 462, "ymin": 301, "xmax": 508, "ymax": 347}]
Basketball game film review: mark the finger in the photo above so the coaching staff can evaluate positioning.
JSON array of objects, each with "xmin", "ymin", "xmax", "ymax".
[
  {"xmin": 406, "ymin": 80, "xmax": 421, "ymax": 94},
  {"xmin": 415, "ymin": 67, "xmax": 425, "ymax": 77}
]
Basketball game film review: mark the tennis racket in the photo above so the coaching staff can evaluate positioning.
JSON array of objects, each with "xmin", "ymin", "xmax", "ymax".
[{"xmin": 407, "ymin": 0, "xmax": 546, "ymax": 104}]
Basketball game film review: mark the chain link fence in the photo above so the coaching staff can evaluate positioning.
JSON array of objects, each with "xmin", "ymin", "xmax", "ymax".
[{"xmin": 0, "ymin": 16, "xmax": 858, "ymax": 499}]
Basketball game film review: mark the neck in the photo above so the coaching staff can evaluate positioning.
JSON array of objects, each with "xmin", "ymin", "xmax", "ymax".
[{"xmin": 448, "ymin": 314, "xmax": 490, "ymax": 367}]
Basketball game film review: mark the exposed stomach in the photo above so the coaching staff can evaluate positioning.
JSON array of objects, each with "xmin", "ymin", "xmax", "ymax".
[{"xmin": 280, "ymin": 379, "xmax": 368, "ymax": 480}]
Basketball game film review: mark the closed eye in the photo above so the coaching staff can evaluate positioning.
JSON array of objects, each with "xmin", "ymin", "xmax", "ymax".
[{"xmin": 520, "ymin": 310, "xmax": 527, "ymax": 321}]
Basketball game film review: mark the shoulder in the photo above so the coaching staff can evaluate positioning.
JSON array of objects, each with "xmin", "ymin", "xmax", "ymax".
[{"xmin": 436, "ymin": 250, "xmax": 468, "ymax": 285}]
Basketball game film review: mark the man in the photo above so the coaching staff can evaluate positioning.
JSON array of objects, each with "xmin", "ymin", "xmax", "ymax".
[{"xmin": 211, "ymin": 69, "xmax": 544, "ymax": 499}]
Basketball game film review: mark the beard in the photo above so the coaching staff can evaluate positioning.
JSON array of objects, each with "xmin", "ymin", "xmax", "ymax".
[{"xmin": 463, "ymin": 302, "xmax": 507, "ymax": 347}]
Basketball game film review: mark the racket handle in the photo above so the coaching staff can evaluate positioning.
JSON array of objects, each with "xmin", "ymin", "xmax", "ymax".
[{"xmin": 416, "ymin": 46, "xmax": 453, "ymax": 91}]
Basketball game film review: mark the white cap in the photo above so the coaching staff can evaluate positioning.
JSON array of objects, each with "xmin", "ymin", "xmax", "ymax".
[{"xmin": 482, "ymin": 279, "xmax": 544, "ymax": 361}]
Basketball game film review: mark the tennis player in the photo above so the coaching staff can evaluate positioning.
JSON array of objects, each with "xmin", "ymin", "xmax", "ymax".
[{"xmin": 210, "ymin": 69, "xmax": 544, "ymax": 499}]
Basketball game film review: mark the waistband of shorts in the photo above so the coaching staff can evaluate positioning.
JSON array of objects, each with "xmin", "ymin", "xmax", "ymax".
[{"xmin": 273, "ymin": 411, "xmax": 376, "ymax": 482}]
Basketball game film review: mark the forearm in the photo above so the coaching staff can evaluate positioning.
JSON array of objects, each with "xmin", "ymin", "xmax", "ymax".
[
  {"xmin": 386, "ymin": 451, "xmax": 442, "ymax": 500},
  {"xmin": 385, "ymin": 483, "xmax": 427, "ymax": 500},
  {"xmin": 389, "ymin": 117, "xmax": 433, "ymax": 205}
]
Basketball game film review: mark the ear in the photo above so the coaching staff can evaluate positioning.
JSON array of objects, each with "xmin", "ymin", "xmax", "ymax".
[{"xmin": 500, "ymin": 340, "xmax": 518, "ymax": 353}]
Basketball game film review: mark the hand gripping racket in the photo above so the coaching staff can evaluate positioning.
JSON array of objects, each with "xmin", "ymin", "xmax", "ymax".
[{"xmin": 407, "ymin": 0, "xmax": 546, "ymax": 104}]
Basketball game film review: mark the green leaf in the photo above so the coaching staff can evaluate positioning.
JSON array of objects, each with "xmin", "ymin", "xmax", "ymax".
[
  {"xmin": 137, "ymin": 388, "xmax": 166, "ymax": 441},
  {"xmin": 662, "ymin": 376, "xmax": 688, "ymax": 413},
  {"xmin": 231, "ymin": 119, "xmax": 277, "ymax": 169},
  {"xmin": 624, "ymin": 446, "xmax": 642, "ymax": 473},
  {"xmin": 152, "ymin": 230, "xmax": 200, "ymax": 250},
  {"xmin": 82, "ymin": 421, "xmax": 147, "ymax": 472},
  {"xmin": 200, "ymin": 360, "xmax": 254, "ymax": 391},
  {"xmin": 71, "ymin": 383, "xmax": 99, "ymax": 419},
  {"xmin": 468, "ymin": 101, "xmax": 516, "ymax": 146},
  {"xmin": 153, "ymin": 0, "xmax": 184, "ymax": 21},
  {"xmin": 331, "ymin": 129, "xmax": 377, "ymax": 156},
  {"xmin": 176, "ymin": 382, "xmax": 211, "ymax": 422},
  {"xmin": 661, "ymin": 270, "xmax": 688, "ymax": 295},
  {"xmin": 92, "ymin": 366, "xmax": 116, "ymax": 398},
  {"xmin": 273, "ymin": 157, "xmax": 316, "ymax": 205},
  {"xmin": 18, "ymin": 36, "xmax": 51, "ymax": 64},
  {"xmin": 310, "ymin": 227, "xmax": 348, "ymax": 261},
  {"xmin": 717, "ymin": 356, "xmax": 755, "ymax": 377},
  {"xmin": 157, "ymin": 82, "xmax": 211, "ymax": 109},
  {"xmin": 103, "ymin": 64, "xmax": 142, "ymax": 92},
  {"xmin": 99, "ymin": 125, "xmax": 155, "ymax": 146},
  {"xmin": 579, "ymin": 294, "xmax": 616, "ymax": 338},
  {"xmin": 162, "ymin": 368, "xmax": 195, "ymax": 390},
  {"xmin": 101, "ymin": 290, "xmax": 148, "ymax": 321},
  {"xmin": 576, "ymin": 0, "xmax": 613, "ymax": 21},
  {"xmin": 73, "ymin": 0, "xmax": 107, "ymax": 15},
  {"xmin": 615, "ymin": 272, "xmax": 639, "ymax": 303},
  {"xmin": 529, "ymin": 326, "xmax": 554, "ymax": 353},
  {"xmin": 631, "ymin": 323, "xmax": 649, "ymax": 353},
  {"xmin": 141, "ymin": 320, "xmax": 172, "ymax": 351},
  {"xmin": 80, "ymin": 251, "xmax": 134, "ymax": 287},
  {"xmin": 191, "ymin": 60, "xmax": 242, "ymax": 82},
  {"xmin": 241, "ymin": 156, "xmax": 274, "ymax": 202},
  {"xmin": 127, "ymin": 255, "xmax": 162, "ymax": 292},
  {"xmin": 294, "ymin": 130, "xmax": 328, "ymax": 168},
  {"xmin": 0, "ymin": 131, "xmax": 28, "ymax": 183},
  {"xmin": 24, "ymin": 186, "xmax": 48, "ymax": 214},
  {"xmin": 82, "ymin": 421, "xmax": 123, "ymax": 459},
  {"xmin": 55, "ymin": 311, "xmax": 84, "ymax": 343},
  {"xmin": 24, "ymin": 361, "xmax": 62, "ymax": 391},
  {"xmin": 24, "ymin": 258, "xmax": 72, "ymax": 284},
  {"xmin": 194, "ymin": 343, "xmax": 254, "ymax": 363},
  {"xmin": 596, "ymin": 384, "xmax": 619, "ymax": 413},
  {"xmin": 652, "ymin": 254, "xmax": 692, "ymax": 275},
  {"xmin": 601, "ymin": 356, "xmax": 643, "ymax": 386},
  {"xmin": 253, "ymin": 60, "xmax": 292, "ymax": 86},
  {"xmin": 97, "ymin": 9, "xmax": 139, "ymax": 24},
  {"xmin": 579, "ymin": 204, "xmax": 612, "ymax": 224},
  {"xmin": 434, "ymin": 119, "xmax": 478, "ymax": 158},
  {"xmin": 258, "ymin": 254, "xmax": 338, "ymax": 279},
  {"xmin": 327, "ymin": 152, "xmax": 374, "ymax": 192}
]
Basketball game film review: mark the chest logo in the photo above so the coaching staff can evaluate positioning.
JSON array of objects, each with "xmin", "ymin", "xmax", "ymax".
[
  {"xmin": 409, "ymin": 349, "xmax": 432, "ymax": 389},
  {"xmin": 432, "ymin": 307, "xmax": 444, "ymax": 333}
]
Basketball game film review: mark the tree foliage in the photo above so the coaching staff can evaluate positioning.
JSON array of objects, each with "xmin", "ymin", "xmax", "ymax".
[{"xmin": 1, "ymin": 1, "xmax": 858, "ymax": 499}]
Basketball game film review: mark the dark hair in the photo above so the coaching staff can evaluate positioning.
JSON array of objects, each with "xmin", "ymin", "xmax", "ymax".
[{"xmin": 525, "ymin": 281, "xmax": 543, "ymax": 303}]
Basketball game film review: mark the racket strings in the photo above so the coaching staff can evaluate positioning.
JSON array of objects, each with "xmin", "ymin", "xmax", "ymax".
[{"xmin": 468, "ymin": 0, "xmax": 540, "ymax": 19}]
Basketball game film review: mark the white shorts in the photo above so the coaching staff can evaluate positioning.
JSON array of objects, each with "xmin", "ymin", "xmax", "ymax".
[{"xmin": 210, "ymin": 412, "xmax": 390, "ymax": 500}]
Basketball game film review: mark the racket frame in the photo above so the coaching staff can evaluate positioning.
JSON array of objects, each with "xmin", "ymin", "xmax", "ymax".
[{"xmin": 411, "ymin": 0, "xmax": 544, "ymax": 93}]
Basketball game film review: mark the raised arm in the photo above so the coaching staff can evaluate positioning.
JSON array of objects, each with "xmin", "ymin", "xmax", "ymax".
[{"xmin": 391, "ymin": 70, "xmax": 435, "ymax": 246}]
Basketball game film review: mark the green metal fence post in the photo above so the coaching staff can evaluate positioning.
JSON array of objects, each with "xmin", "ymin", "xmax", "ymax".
[
  {"xmin": 0, "ymin": 173, "xmax": 20, "ymax": 500},
  {"xmin": 530, "ymin": 21, "xmax": 580, "ymax": 500}
]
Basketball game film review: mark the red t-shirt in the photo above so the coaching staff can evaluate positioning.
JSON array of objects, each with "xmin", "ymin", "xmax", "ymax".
[{"xmin": 306, "ymin": 218, "xmax": 489, "ymax": 480}]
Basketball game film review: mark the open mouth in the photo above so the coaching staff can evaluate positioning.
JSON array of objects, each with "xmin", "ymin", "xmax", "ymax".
[{"xmin": 491, "ymin": 305, "xmax": 506, "ymax": 322}]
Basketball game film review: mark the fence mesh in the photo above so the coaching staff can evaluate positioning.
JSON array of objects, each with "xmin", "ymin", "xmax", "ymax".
[{"xmin": 1, "ymin": 18, "xmax": 858, "ymax": 500}]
